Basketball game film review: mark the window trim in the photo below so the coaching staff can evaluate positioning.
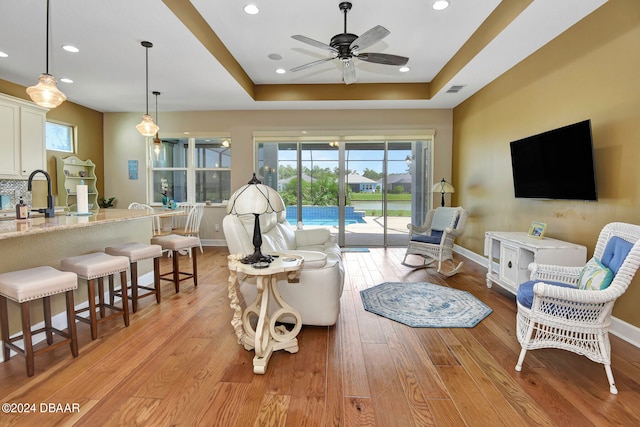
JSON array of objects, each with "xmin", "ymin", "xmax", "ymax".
[
  {"xmin": 147, "ymin": 132, "xmax": 231, "ymax": 205},
  {"xmin": 45, "ymin": 120, "xmax": 76, "ymax": 153}
]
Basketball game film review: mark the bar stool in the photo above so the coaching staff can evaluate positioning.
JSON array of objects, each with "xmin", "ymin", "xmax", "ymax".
[
  {"xmin": 150, "ymin": 235, "xmax": 199, "ymax": 293},
  {"xmin": 0, "ymin": 266, "xmax": 78, "ymax": 377},
  {"xmin": 60, "ymin": 252, "xmax": 130, "ymax": 340},
  {"xmin": 105, "ymin": 242, "xmax": 162, "ymax": 312}
]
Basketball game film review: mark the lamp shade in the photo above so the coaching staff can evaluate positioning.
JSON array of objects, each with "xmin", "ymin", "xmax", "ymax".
[
  {"xmin": 227, "ymin": 173, "xmax": 285, "ymax": 265},
  {"xmin": 27, "ymin": 74, "xmax": 67, "ymax": 108},
  {"xmin": 227, "ymin": 181, "xmax": 285, "ymax": 216},
  {"xmin": 431, "ymin": 178, "xmax": 455, "ymax": 194},
  {"xmin": 136, "ymin": 114, "xmax": 160, "ymax": 137}
]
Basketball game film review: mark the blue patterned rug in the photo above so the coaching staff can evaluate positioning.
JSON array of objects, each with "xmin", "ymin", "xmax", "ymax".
[{"xmin": 360, "ymin": 282, "xmax": 492, "ymax": 328}]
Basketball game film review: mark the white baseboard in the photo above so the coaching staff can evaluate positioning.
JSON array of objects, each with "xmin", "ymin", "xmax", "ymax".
[
  {"xmin": 201, "ymin": 239, "xmax": 227, "ymax": 247},
  {"xmin": 454, "ymin": 244, "xmax": 640, "ymax": 349}
]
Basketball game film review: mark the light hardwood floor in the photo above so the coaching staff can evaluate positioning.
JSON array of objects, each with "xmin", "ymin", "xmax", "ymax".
[{"xmin": 1, "ymin": 247, "xmax": 640, "ymax": 426}]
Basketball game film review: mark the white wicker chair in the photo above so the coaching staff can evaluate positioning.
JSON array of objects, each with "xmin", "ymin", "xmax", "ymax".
[
  {"xmin": 515, "ymin": 222, "xmax": 640, "ymax": 394},
  {"xmin": 401, "ymin": 206, "xmax": 467, "ymax": 276}
]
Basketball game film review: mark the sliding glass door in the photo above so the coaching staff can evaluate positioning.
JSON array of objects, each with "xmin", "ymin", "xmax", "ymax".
[{"xmin": 256, "ymin": 136, "xmax": 432, "ymax": 248}]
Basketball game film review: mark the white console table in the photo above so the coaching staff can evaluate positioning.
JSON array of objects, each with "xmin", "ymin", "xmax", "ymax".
[{"xmin": 484, "ymin": 231, "xmax": 587, "ymax": 295}]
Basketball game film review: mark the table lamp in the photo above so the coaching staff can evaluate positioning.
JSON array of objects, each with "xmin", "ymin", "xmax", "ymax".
[
  {"xmin": 227, "ymin": 173, "xmax": 285, "ymax": 265},
  {"xmin": 432, "ymin": 178, "xmax": 455, "ymax": 207}
]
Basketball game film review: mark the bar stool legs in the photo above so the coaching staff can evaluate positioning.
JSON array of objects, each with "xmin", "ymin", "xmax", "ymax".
[
  {"xmin": 151, "ymin": 235, "xmax": 199, "ymax": 293},
  {"xmin": 105, "ymin": 243, "xmax": 162, "ymax": 313},
  {"xmin": 0, "ymin": 266, "xmax": 78, "ymax": 377},
  {"xmin": 61, "ymin": 253, "xmax": 130, "ymax": 340}
]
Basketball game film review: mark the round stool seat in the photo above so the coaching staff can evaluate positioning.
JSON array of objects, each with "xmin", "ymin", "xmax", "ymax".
[
  {"xmin": 151, "ymin": 235, "xmax": 199, "ymax": 252},
  {"xmin": 0, "ymin": 266, "xmax": 77, "ymax": 303},
  {"xmin": 61, "ymin": 252, "xmax": 129, "ymax": 279}
]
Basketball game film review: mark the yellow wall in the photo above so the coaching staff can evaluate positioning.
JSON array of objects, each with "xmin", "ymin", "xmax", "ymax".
[
  {"xmin": 0, "ymin": 79, "xmax": 104, "ymax": 205},
  {"xmin": 453, "ymin": 0, "xmax": 640, "ymax": 326},
  {"xmin": 103, "ymin": 109, "xmax": 453, "ymax": 209}
]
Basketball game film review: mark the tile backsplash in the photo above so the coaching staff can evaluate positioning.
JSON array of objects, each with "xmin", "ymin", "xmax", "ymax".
[{"xmin": 0, "ymin": 180, "xmax": 30, "ymax": 210}]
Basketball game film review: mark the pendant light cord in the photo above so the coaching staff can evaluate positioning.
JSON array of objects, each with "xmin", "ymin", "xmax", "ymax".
[
  {"xmin": 45, "ymin": 0, "xmax": 50, "ymax": 75},
  {"xmin": 145, "ymin": 45, "xmax": 149, "ymax": 115}
]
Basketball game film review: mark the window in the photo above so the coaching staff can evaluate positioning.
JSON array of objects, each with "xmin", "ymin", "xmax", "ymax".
[
  {"xmin": 46, "ymin": 121, "xmax": 75, "ymax": 152},
  {"xmin": 149, "ymin": 136, "xmax": 231, "ymax": 204}
]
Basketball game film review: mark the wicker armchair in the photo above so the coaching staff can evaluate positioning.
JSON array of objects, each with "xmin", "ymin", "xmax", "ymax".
[
  {"xmin": 515, "ymin": 222, "xmax": 640, "ymax": 394},
  {"xmin": 401, "ymin": 207, "xmax": 467, "ymax": 276}
]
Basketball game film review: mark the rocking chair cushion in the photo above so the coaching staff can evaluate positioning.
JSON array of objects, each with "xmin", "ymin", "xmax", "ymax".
[
  {"xmin": 517, "ymin": 280, "xmax": 575, "ymax": 309},
  {"xmin": 601, "ymin": 236, "xmax": 633, "ymax": 275},
  {"xmin": 411, "ymin": 231, "xmax": 442, "ymax": 244}
]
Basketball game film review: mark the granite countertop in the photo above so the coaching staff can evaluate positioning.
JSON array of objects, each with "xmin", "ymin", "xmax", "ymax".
[{"xmin": 0, "ymin": 209, "xmax": 155, "ymax": 240}]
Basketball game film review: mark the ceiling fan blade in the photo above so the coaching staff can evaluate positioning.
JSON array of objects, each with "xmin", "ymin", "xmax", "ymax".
[
  {"xmin": 350, "ymin": 25, "xmax": 390, "ymax": 52},
  {"xmin": 292, "ymin": 35, "xmax": 338, "ymax": 53},
  {"xmin": 342, "ymin": 60, "xmax": 356, "ymax": 85},
  {"xmin": 357, "ymin": 52, "xmax": 409, "ymax": 66},
  {"xmin": 290, "ymin": 57, "xmax": 336, "ymax": 72}
]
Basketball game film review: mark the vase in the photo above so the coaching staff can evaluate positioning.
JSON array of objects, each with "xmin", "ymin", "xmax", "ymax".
[{"xmin": 162, "ymin": 196, "xmax": 169, "ymax": 207}]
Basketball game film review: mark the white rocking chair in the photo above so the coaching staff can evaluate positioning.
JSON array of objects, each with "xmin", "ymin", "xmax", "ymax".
[
  {"xmin": 515, "ymin": 222, "xmax": 640, "ymax": 394},
  {"xmin": 401, "ymin": 206, "xmax": 467, "ymax": 276}
]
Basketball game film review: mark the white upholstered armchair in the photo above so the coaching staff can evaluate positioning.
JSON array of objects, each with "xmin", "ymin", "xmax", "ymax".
[
  {"xmin": 223, "ymin": 207, "xmax": 344, "ymax": 327},
  {"xmin": 515, "ymin": 222, "xmax": 640, "ymax": 394},
  {"xmin": 402, "ymin": 206, "xmax": 467, "ymax": 276}
]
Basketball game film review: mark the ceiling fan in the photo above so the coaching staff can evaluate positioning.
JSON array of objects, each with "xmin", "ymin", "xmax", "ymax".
[{"xmin": 290, "ymin": 2, "xmax": 409, "ymax": 85}]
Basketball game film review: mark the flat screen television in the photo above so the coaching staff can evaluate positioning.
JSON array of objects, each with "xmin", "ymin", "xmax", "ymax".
[{"xmin": 510, "ymin": 119, "xmax": 598, "ymax": 201}]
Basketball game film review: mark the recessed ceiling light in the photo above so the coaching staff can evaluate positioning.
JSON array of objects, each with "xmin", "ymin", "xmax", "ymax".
[
  {"xmin": 62, "ymin": 45, "xmax": 79, "ymax": 53},
  {"xmin": 0, "ymin": 51, "xmax": 8, "ymax": 58},
  {"xmin": 60, "ymin": 78, "xmax": 73, "ymax": 83},
  {"xmin": 399, "ymin": 66, "xmax": 410, "ymax": 73},
  {"xmin": 244, "ymin": 4, "xmax": 259, "ymax": 15},
  {"xmin": 268, "ymin": 53, "xmax": 282, "ymax": 61},
  {"xmin": 276, "ymin": 68, "xmax": 286, "ymax": 74},
  {"xmin": 433, "ymin": 1, "xmax": 450, "ymax": 11}
]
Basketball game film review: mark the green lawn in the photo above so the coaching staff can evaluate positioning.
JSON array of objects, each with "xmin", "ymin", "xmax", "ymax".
[{"xmin": 350, "ymin": 193, "xmax": 411, "ymax": 201}]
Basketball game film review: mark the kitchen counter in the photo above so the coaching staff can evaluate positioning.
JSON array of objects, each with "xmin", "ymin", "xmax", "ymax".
[
  {"xmin": 0, "ymin": 208, "xmax": 158, "ymax": 337},
  {"xmin": 0, "ymin": 208, "xmax": 154, "ymax": 240}
]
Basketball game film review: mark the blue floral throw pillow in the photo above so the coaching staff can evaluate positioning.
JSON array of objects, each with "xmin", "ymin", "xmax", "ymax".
[{"xmin": 578, "ymin": 257, "xmax": 614, "ymax": 290}]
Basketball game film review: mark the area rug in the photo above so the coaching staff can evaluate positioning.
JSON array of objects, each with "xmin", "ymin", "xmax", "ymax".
[
  {"xmin": 341, "ymin": 247, "xmax": 370, "ymax": 253},
  {"xmin": 360, "ymin": 282, "xmax": 492, "ymax": 328}
]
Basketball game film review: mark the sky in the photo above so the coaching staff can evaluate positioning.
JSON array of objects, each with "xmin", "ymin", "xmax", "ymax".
[{"xmin": 277, "ymin": 147, "xmax": 412, "ymax": 176}]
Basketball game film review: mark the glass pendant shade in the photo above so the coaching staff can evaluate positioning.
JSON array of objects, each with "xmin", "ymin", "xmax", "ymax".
[
  {"xmin": 27, "ymin": 0, "xmax": 65, "ymax": 109},
  {"xmin": 136, "ymin": 114, "xmax": 159, "ymax": 137},
  {"xmin": 27, "ymin": 73, "xmax": 67, "ymax": 108}
]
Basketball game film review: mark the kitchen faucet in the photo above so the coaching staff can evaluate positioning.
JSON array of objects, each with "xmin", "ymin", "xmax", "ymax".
[{"xmin": 27, "ymin": 169, "xmax": 55, "ymax": 218}]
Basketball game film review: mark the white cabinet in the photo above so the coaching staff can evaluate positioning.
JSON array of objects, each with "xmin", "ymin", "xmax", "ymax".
[
  {"xmin": 484, "ymin": 231, "xmax": 587, "ymax": 295},
  {"xmin": 0, "ymin": 93, "xmax": 47, "ymax": 180},
  {"xmin": 19, "ymin": 105, "xmax": 47, "ymax": 176},
  {"xmin": 0, "ymin": 97, "xmax": 20, "ymax": 177}
]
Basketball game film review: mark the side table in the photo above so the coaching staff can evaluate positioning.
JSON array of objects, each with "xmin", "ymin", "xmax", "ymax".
[{"xmin": 227, "ymin": 253, "xmax": 304, "ymax": 374}]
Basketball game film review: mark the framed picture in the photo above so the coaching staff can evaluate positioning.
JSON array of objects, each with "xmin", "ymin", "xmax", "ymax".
[{"xmin": 528, "ymin": 221, "xmax": 547, "ymax": 239}]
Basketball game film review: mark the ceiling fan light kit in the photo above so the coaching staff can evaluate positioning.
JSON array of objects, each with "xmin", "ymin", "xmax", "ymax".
[
  {"xmin": 136, "ymin": 41, "xmax": 160, "ymax": 137},
  {"xmin": 27, "ymin": 0, "xmax": 66, "ymax": 109},
  {"xmin": 291, "ymin": 2, "xmax": 409, "ymax": 85}
]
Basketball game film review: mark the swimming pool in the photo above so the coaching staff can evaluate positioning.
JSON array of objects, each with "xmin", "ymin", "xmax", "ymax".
[
  {"xmin": 288, "ymin": 218, "xmax": 361, "ymax": 226},
  {"xmin": 286, "ymin": 205, "xmax": 366, "ymax": 227}
]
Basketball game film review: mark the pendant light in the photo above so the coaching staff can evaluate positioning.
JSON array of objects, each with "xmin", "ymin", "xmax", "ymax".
[
  {"xmin": 136, "ymin": 41, "xmax": 159, "ymax": 137},
  {"xmin": 152, "ymin": 91, "xmax": 162, "ymax": 156},
  {"xmin": 26, "ymin": 0, "xmax": 66, "ymax": 109}
]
